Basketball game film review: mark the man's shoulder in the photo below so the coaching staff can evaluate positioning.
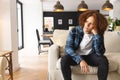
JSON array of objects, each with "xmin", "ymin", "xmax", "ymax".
[{"xmin": 72, "ymin": 25, "xmax": 83, "ymax": 33}]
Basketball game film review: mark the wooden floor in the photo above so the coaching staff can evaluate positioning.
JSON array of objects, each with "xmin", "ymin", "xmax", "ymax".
[{"xmin": 12, "ymin": 50, "xmax": 48, "ymax": 80}]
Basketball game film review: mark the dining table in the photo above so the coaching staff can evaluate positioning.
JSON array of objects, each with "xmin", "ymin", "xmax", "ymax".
[{"xmin": 41, "ymin": 33, "xmax": 53, "ymax": 38}]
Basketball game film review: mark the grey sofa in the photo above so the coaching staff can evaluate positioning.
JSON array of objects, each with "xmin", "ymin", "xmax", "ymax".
[{"xmin": 48, "ymin": 29, "xmax": 120, "ymax": 80}]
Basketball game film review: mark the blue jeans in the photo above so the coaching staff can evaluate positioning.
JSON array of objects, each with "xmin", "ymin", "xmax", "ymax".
[{"xmin": 61, "ymin": 53, "xmax": 109, "ymax": 80}]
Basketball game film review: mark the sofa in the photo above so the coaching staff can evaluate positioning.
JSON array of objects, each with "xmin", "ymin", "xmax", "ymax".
[
  {"xmin": 0, "ymin": 57, "xmax": 7, "ymax": 80},
  {"xmin": 48, "ymin": 29, "xmax": 120, "ymax": 80}
]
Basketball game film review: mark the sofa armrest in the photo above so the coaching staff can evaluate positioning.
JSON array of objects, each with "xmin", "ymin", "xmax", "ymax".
[
  {"xmin": 106, "ymin": 53, "xmax": 120, "ymax": 75},
  {"xmin": 48, "ymin": 44, "xmax": 60, "ymax": 71},
  {"xmin": 117, "ymin": 59, "xmax": 120, "ymax": 74},
  {"xmin": 117, "ymin": 65, "xmax": 120, "ymax": 74},
  {"xmin": 111, "ymin": 53, "xmax": 120, "ymax": 75}
]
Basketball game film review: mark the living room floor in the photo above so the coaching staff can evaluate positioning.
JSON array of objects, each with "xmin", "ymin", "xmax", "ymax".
[{"xmin": 12, "ymin": 48, "xmax": 48, "ymax": 80}]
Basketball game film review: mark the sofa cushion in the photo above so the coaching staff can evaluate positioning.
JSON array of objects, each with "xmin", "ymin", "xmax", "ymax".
[
  {"xmin": 56, "ymin": 54, "xmax": 118, "ymax": 74},
  {"xmin": 104, "ymin": 32, "xmax": 120, "ymax": 53},
  {"xmin": 52, "ymin": 30, "xmax": 120, "ymax": 57},
  {"xmin": 51, "ymin": 30, "xmax": 69, "ymax": 56}
]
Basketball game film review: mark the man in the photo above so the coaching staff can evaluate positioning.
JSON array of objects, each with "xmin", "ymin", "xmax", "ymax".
[{"xmin": 61, "ymin": 10, "xmax": 109, "ymax": 80}]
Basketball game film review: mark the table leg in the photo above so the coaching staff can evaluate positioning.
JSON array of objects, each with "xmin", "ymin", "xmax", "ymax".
[
  {"xmin": 9, "ymin": 53, "xmax": 13, "ymax": 80},
  {"xmin": 4, "ymin": 53, "xmax": 13, "ymax": 80}
]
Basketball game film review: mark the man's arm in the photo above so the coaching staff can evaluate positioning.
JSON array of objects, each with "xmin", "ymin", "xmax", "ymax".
[
  {"xmin": 93, "ymin": 34, "xmax": 105, "ymax": 56},
  {"xmin": 65, "ymin": 28, "xmax": 83, "ymax": 64}
]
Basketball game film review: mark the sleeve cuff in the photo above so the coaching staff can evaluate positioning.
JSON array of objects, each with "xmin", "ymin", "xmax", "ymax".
[
  {"xmin": 73, "ymin": 55, "xmax": 83, "ymax": 64},
  {"xmin": 93, "ymin": 34, "xmax": 102, "ymax": 40}
]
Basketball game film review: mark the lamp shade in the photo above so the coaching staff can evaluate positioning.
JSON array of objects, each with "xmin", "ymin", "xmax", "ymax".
[
  {"xmin": 54, "ymin": 1, "xmax": 64, "ymax": 12},
  {"xmin": 78, "ymin": 0, "xmax": 88, "ymax": 11},
  {"xmin": 102, "ymin": 0, "xmax": 113, "ymax": 11}
]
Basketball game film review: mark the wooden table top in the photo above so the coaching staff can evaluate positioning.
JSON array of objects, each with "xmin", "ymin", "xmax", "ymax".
[
  {"xmin": 41, "ymin": 34, "xmax": 53, "ymax": 37},
  {"xmin": 0, "ymin": 50, "xmax": 13, "ymax": 56}
]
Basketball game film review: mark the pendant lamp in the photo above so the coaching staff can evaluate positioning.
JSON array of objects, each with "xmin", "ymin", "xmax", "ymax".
[
  {"xmin": 78, "ymin": 0, "xmax": 88, "ymax": 11},
  {"xmin": 102, "ymin": 0, "xmax": 113, "ymax": 11},
  {"xmin": 54, "ymin": 0, "xmax": 64, "ymax": 12}
]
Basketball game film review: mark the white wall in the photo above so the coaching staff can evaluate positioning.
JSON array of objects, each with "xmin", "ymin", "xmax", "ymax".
[
  {"xmin": 0, "ymin": 0, "xmax": 19, "ymax": 71},
  {"xmin": 0, "ymin": 0, "xmax": 11, "ymax": 50},
  {"xmin": 20, "ymin": 0, "xmax": 43, "ymax": 55},
  {"xmin": 109, "ymin": 0, "xmax": 120, "ymax": 19},
  {"xmin": 0, "ymin": 0, "xmax": 43, "ymax": 72}
]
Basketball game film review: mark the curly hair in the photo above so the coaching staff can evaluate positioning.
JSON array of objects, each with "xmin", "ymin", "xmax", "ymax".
[{"xmin": 79, "ymin": 10, "xmax": 108, "ymax": 35}]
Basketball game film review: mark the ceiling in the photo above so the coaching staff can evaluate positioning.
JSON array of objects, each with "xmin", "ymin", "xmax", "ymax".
[
  {"xmin": 19, "ymin": 0, "xmax": 116, "ymax": 14},
  {"xmin": 42, "ymin": 0, "xmax": 116, "ymax": 11}
]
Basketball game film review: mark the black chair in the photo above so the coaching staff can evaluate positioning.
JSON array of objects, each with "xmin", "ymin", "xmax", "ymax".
[{"xmin": 36, "ymin": 29, "xmax": 52, "ymax": 54}]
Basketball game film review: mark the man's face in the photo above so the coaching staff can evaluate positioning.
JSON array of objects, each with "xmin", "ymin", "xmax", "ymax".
[{"xmin": 83, "ymin": 16, "xmax": 95, "ymax": 34}]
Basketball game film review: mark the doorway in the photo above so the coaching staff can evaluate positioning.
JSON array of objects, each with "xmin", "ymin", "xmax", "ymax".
[{"xmin": 17, "ymin": 0, "xmax": 24, "ymax": 50}]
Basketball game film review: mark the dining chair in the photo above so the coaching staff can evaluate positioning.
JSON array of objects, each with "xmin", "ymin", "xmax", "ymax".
[{"xmin": 36, "ymin": 29, "xmax": 52, "ymax": 54}]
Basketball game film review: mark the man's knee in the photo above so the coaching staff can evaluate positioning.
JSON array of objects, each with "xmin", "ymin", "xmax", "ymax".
[
  {"xmin": 99, "ymin": 56, "xmax": 109, "ymax": 66},
  {"xmin": 61, "ymin": 55, "xmax": 71, "ymax": 65}
]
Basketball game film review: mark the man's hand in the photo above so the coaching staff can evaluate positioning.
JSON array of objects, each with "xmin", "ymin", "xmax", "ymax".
[
  {"xmin": 91, "ymin": 28, "xmax": 98, "ymax": 35},
  {"xmin": 80, "ymin": 60, "xmax": 89, "ymax": 73}
]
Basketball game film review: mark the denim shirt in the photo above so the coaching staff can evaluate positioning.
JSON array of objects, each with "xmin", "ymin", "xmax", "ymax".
[{"xmin": 65, "ymin": 26, "xmax": 106, "ymax": 64}]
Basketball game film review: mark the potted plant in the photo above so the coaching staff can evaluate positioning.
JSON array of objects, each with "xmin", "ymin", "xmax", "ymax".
[
  {"xmin": 114, "ymin": 18, "xmax": 120, "ymax": 31},
  {"xmin": 107, "ymin": 16, "xmax": 114, "ymax": 31},
  {"xmin": 107, "ymin": 16, "xmax": 120, "ymax": 31}
]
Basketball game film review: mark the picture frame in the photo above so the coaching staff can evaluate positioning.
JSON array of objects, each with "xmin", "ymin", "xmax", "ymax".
[
  {"xmin": 44, "ymin": 17, "xmax": 54, "ymax": 32},
  {"xmin": 58, "ymin": 19, "xmax": 62, "ymax": 25},
  {"xmin": 68, "ymin": 19, "xmax": 73, "ymax": 25}
]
